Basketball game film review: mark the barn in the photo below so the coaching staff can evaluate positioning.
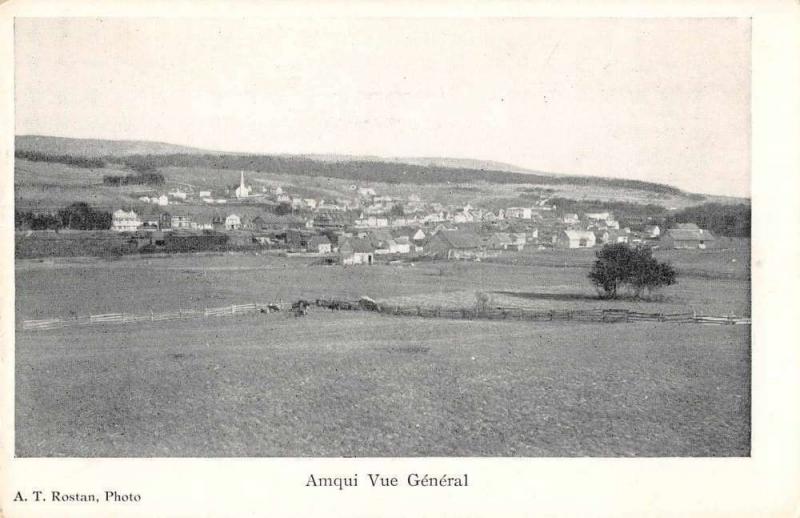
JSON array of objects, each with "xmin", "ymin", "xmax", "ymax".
[
  {"xmin": 553, "ymin": 230, "xmax": 596, "ymax": 249},
  {"xmin": 661, "ymin": 227, "xmax": 715, "ymax": 249}
]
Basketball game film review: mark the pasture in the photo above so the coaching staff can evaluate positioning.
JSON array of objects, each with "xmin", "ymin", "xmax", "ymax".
[
  {"xmin": 16, "ymin": 312, "xmax": 749, "ymax": 457},
  {"xmin": 14, "ymin": 247, "xmax": 751, "ymax": 457}
]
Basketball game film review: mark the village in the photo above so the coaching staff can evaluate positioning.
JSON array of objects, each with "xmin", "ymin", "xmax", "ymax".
[{"xmin": 101, "ymin": 170, "xmax": 715, "ymax": 264}]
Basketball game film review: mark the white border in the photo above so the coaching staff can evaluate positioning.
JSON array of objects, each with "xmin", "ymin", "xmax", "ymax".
[{"xmin": 1, "ymin": 1, "xmax": 798, "ymax": 517}]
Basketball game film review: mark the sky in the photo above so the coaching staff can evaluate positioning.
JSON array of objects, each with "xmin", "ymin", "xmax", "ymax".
[{"xmin": 15, "ymin": 17, "xmax": 751, "ymax": 197}]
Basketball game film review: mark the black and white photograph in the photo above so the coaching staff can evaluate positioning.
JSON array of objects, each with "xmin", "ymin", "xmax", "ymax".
[
  {"xmin": 13, "ymin": 16, "xmax": 753, "ymax": 458},
  {"xmin": 2, "ymin": 3, "xmax": 800, "ymax": 516}
]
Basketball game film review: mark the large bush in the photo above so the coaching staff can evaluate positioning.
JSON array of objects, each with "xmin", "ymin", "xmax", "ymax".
[{"xmin": 589, "ymin": 243, "xmax": 676, "ymax": 299}]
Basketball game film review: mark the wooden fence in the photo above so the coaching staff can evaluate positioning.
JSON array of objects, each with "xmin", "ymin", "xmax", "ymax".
[
  {"xmin": 21, "ymin": 302, "xmax": 290, "ymax": 331},
  {"xmin": 20, "ymin": 299, "xmax": 751, "ymax": 332}
]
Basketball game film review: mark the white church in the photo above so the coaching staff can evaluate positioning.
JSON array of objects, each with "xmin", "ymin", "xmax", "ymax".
[{"xmin": 235, "ymin": 171, "xmax": 251, "ymax": 199}]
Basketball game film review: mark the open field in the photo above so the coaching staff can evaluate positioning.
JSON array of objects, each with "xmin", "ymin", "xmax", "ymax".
[
  {"xmin": 15, "ymin": 244, "xmax": 750, "ymax": 323},
  {"xmin": 16, "ymin": 311, "xmax": 750, "ymax": 457},
  {"xmin": 15, "ymin": 245, "xmax": 750, "ymax": 457}
]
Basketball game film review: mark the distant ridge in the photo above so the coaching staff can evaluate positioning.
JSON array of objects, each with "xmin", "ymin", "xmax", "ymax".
[
  {"xmin": 15, "ymin": 135, "xmax": 214, "ymax": 157},
  {"xmin": 16, "ymin": 134, "xmax": 746, "ymax": 202}
]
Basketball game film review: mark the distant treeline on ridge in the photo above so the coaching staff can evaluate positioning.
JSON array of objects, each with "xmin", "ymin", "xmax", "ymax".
[
  {"xmin": 110, "ymin": 154, "xmax": 685, "ymax": 194},
  {"xmin": 15, "ymin": 148, "xmax": 688, "ymax": 195}
]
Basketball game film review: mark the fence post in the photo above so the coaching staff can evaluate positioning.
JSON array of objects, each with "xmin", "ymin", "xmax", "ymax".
[
  {"xmin": 231, "ymin": 305, "xmax": 235, "ymax": 315},
  {"xmin": 150, "ymin": 309, "xmax": 154, "ymax": 322}
]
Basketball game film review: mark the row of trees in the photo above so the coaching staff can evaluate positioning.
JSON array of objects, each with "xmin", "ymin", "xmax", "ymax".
[
  {"xmin": 589, "ymin": 243, "xmax": 677, "ymax": 299},
  {"xmin": 15, "ymin": 203, "xmax": 112, "ymax": 231},
  {"xmin": 111, "ymin": 153, "xmax": 683, "ymax": 193},
  {"xmin": 102, "ymin": 171, "xmax": 165, "ymax": 186},
  {"xmin": 664, "ymin": 203, "xmax": 751, "ymax": 237},
  {"xmin": 15, "ymin": 150, "xmax": 105, "ymax": 169}
]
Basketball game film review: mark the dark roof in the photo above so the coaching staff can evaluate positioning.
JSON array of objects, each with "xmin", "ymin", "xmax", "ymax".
[
  {"xmin": 434, "ymin": 230, "xmax": 483, "ymax": 249},
  {"xmin": 340, "ymin": 238, "xmax": 374, "ymax": 254},
  {"xmin": 665, "ymin": 228, "xmax": 714, "ymax": 241},
  {"xmin": 308, "ymin": 235, "xmax": 331, "ymax": 247}
]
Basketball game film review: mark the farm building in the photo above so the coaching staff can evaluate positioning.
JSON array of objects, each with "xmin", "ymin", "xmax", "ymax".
[
  {"xmin": 112, "ymin": 210, "xmax": 142, "ymax": 232},
  {"xmin": 554, "ymin": 230, "xmax": 596, "ymax": 249},
  {"xmin": 225, "ymin": 214, "xmax": 242, "ymax": 230},
  {"xmin": 307, "ymin": 235, "xmax": 332, "ymax": 254},
  {"xmin": 425, "ymin": 230, "xmax": 484, "ymax": 259},
  {"xmin": 340, "ymin": 238, "xmax": 375, "ymax": 265},
  {"xmin": 661, "ymin": 227, "xmax": 715, "ymax": 249}
]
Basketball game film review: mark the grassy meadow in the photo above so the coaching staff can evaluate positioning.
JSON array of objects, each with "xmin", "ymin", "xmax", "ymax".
[
  {"xmin": 17, "ymin": 312, "xmax": 749, "ymax": 457},
  {"xmin": 14, "ymin": 245, "xmax": 751, "ymax": 457}
]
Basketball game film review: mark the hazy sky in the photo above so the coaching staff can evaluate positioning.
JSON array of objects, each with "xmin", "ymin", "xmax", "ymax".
[{"xmin": 15, "ymin": 18, "xmax": 750, "ymax": 197}]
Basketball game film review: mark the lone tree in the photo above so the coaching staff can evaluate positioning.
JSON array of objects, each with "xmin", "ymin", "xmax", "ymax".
[{"xmin": 588, "ymin": 243, "xmax": 676, "ymax": 299}]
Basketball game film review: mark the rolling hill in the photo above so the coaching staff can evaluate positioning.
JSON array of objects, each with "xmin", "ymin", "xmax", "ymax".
[{"xmin": 15, "ymin": 135, "xmax": 749, "ymax": 208}]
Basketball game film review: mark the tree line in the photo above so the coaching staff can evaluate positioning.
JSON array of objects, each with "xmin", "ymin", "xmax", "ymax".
[
  {"xmin": 109, "ymin": 153, "xmax": 685, "ymax": 194},
  {"xmin": 664, "ymin": 203, "xmax": 750, "ymax": 237},
  {"xmin": 15, "ymin": 150, "xmax": 106, "ymax": 168},
  {"xmin": 15, "ymin": 202, "xmax": 112, "ymax": 231}
]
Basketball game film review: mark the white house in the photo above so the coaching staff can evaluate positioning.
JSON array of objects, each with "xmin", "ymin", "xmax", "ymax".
[
  {"xmin": 198, "ymin": 190, "xmax": 211, "ymax": 198},
  {"xmin": 304, "ymin": 198, "xmax": 318, "ymax": 209},
  {"xmin": 506, "ymin": 207, "xmax": 533, "ymax": 219},
  {"xmin": 169, "ymin": 189, "xmax": 187, "ymax": 200},
  {"xmin": 554, "ymin": 230, "xmax": 596, "ymax": 249},
  {"xmin": 225, "ymin": 214, "xmax": 242, "ymax": 230},
  {"xmin": 152, "ymin": 195, "xmax": 169, "ymax": 206},
  {"xmin": 562, "ymin": 213, "xmax": 580, "ymax": 225},
  {"xmin": 112, "ymin": 209, "xmax": 142, "ymax": 232},
  {"xmin": 644, "ymin": 225, "xmax": 661, "ymax": 238},
  {"xmin": 138, "ymin": 196, "xmax": 151, "ymax": 203}
]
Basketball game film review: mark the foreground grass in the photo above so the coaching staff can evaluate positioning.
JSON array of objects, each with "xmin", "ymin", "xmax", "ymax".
[{"xmin": 16, "ymin": 312, "xmax": 750, "ymax": 457}]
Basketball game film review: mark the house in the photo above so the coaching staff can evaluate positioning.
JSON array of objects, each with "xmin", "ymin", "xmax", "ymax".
[
  {"xmin": 643, "ymin": 225, "xmax": 661, "ymax": 238},
  {"xmin": 138, "ymin": 196, "xmax": 151, "ymax": 203},
  {"xmin": 506, "ymin": 207, "xmax": 533, "ymax": 219},
  {"xmin": 607, "ymin": 229, "xmax": 630, "ymax": 244},
  {"xmin": 425, "ymin": 230, "xmax": 484, "ymax": 259},
  {"xmin": 198, "ymin": 190, "xmax": 212, "ymax": 198},
  {"xmin": 392, "ymin": 236, "xmax": 412, "ymax": 254},
  {"xmin": 235, "ymin": 172, "xmax": 251, "ymax": 199},
  {"xmin": 661, "ymin": 227, "xmax": 715, "ymax": 249},
  {"xmin": 585, "ymin": 211, "xmax": 611, "ymax": 221},
  {"xmin": 554, "ymin": 230, "xmax": 596, "ymax": 249},
  {"xmin": 562, "ymin": 213, "xmax": 580, "ymax": 225},
  {"xmin": 339, "ymin": 238, "xmax": 374, "ymax": 265},
  {"xmin": 225, "ymin": 214, "xmax": 242, "ymax": 230},
  {"xmin": 488, "ymin": 232, "xmax": 527, "ymax": 251},
  {"xmin": 191, "ymin": 216, "xmax": 213, "ymax": 231},
  {"xmin": 159, "ymin": 212, "xmax": 172, "ymax": 230},
  {"xmin": 154, "ymin": 195, "xmax": 169, "ymax": 206},
  {"xmin": 307, "ymin": 235, "xmax": 332, "ymax": 254},
  {"xmin": 594, "ymin": 230, "xmax": 610, "ymax": 245},
  {"xmin": 169, "ymin": 189, "xmax": 187, "ymax": 200},
  {"xmin": 674, "ymin": 223, "xmax": 700, "ymax": 230},
  {"xmin": 171, "ymin": 215, "xmax": 192, "ymax": 229},
  {"xmin": 112, "ymin": 209, "xmax": 142, "ymax": 232}
]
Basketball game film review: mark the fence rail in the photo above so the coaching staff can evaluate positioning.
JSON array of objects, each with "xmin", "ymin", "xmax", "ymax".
[{"xmin": 20, "ymin": 299, "xmax": 750, "ymax": 332}]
